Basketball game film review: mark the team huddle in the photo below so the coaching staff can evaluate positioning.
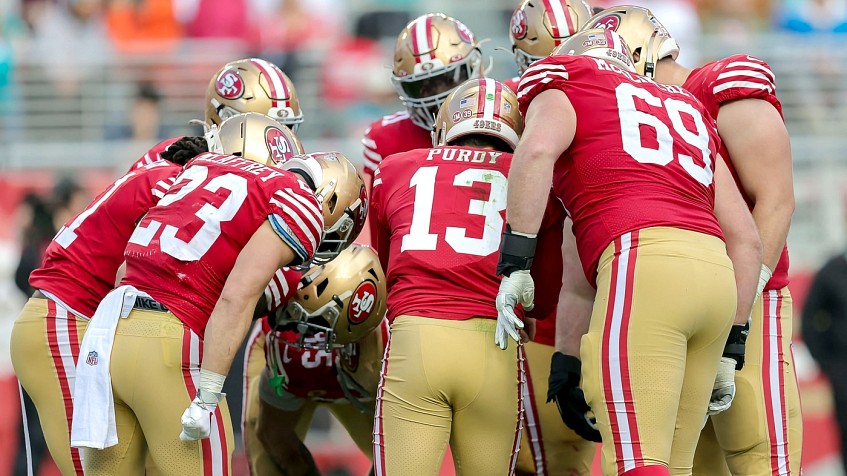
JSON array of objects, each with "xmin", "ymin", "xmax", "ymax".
[{"xmin": 10, "ymin": 1, "xmax": 800, "ymax": 476}]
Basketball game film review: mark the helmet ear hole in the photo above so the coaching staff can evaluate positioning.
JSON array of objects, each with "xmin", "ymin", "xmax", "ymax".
[
  {"xmin": 315, "ymin": 278, "xmax": 330, "ymax": 297},
  {"xmin": 632, "ymin": 47, "xmax": 642, "ymax": 63},
  {"xmin": 328, "ymin": 193, "xmax": 338, "ymax": 214}
]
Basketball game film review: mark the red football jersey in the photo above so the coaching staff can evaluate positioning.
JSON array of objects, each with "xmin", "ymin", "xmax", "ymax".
[
  {"xmin": 372, "ymin": 146, "xmax": 565, "ymax": 323},
  {"xmin": 128, "ymin": 136, "xmax": 183, "ymax": 171},
  {"xmin": 122, "ymin": 152, "xmax": 323, "ymax": 337},
  {"xmin": 518, "ymin": 56, "xmax": 724, "ymax": 284},
  {"xmin": 683, "ymin": 55, "xmax": 790, "ymax": 291},
  {"xmin": 29, "ymin": 162, "xmax": 181, "ymax": 319},
  {"xmin": 261, "ymin": 319, "xmax": 388, "ymax": 403},
  {"xmin": 264, "ymin": 267, "xmax": 302, "ymax": 312},
  {"xmin": 503, "ymin": 76, "xmax": 520, "ymax": 93},
  {"xmin": 361, "ymin": 110, "xmax": 432, "ymax": 178}
]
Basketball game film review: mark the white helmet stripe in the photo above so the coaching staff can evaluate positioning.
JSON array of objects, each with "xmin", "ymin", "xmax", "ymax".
[
  {"xmin": 483, "ymin": 78, "xmax": 497, "ymax": 120},
  {"xmin": 412, "ymin": 16, "xmax": 433, "ymax": 64},
  {"xmin": 545, "ymin": 0, "xmax": 572, "ymax": 37},
  {"xmin": 250, "ymin": 58, "xmax": 286, "ymax": 108}
]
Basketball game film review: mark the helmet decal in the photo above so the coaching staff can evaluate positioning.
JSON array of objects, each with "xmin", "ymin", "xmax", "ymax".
[
  {"xmin": 591, "ymin": 14, "xmax": 621, "ymax": 31},
  {"xmin": 455, "ymin": 20, "xmax": 475, "ymax": 44},
  {"xmin": 511, "ymin": 8, "xmax": 528, "ymax": 40},
  {"xmin": 215, "ymin": 68, "xmax": 245, "ymax": 100},
  {"xmin": 349, "ymin": 281, "xmax": 378, "ymax": 324},
  {"xmin": 265, "ymin": 126, "xmax": 295, "ymax": 164}
]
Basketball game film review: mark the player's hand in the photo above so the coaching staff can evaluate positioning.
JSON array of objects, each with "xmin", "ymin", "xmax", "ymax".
[
  {"xmin": 708, "ymin": 357, "xmax": 737, "ymax": 415},
  {"xmin": 547, "ymin": 352, "xmax": 602, "ymax": 442},
  {"xmin": 179, "ymin": 388, "xmax": 225, "ymax": 441},
  {"xmin": 495, "ymin": 270, "xmax": 534, "ymax": 350}
]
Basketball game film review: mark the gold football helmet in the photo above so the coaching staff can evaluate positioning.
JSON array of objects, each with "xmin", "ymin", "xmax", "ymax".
[
  {"xmin": 552, "ymin": 28, "xmax": 636, "ymax": 73},
  {"xmin": 509, "ymin": 0, "xmax": 593, "ymax": 73},
  {"xmin": 209, "ymin": 112, "xmax": 304, "ymax": 166},
  {"xmin": 205, "ymin": 58, "xmax": 304, "ymax": 131},
  {"xmin": 434, "ymin": 78, "xmax": 523, "ymax": 151},
  {"xmin": 392, "ymin": 13, "xmax": 483, "ymax": 130},
  {"xmin": 582, "ymin": 6, "xmax": 679, "ymax": 77},
  {"xmin": 289, "ymin": 152, "xmax": 367, "ymax": 263},
  {"xmin": 273, "ymin": 244, "xmax": 387, "ymax": 351}
]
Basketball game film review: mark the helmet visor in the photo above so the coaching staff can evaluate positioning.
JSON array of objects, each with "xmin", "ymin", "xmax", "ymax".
[{"xmin": 397, "ymin": 66, "xmax": 471, "ymax": 100}]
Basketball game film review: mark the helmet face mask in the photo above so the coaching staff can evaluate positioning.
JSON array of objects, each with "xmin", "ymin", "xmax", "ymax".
[
  {"xmin": 392, "ymin": 13, "xmax": 483, "ymax": 130},
  {"xmin": 271, "ymin": 245, "xmax": 387, "ymax": 352},
  {"xmin": 206, "ymin": 58, "xmax": 304, "ymax": 131}
]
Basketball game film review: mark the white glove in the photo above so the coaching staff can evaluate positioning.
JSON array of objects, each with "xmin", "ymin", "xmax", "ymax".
[
  {"xmin": 179, "ymin": 388, "xmax": 225, "ymax": 441},
  {"xmin": 495, "ymin": 270, "xmax": 534, "ymax": 350},
  {"xmin": 707, "ymin": 357, "xmax": 737, "ymax": 415}
]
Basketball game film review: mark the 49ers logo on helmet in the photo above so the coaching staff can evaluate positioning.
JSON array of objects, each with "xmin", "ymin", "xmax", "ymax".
[
  {"xmin": 510, "ymin": 9, "xmax": 528, "ymax": 39},
  {"xmin": 349, "ymin": 281, "xmax": 377, "ymax": 324},
  {"xmin": 266, "ymin": 127, "xmax": 293, "ymax": 164},
  {"xmin": 592, "ymin": 14, "xmax": 622, "ymax": 31},
  {"xmin": 215, "ymin": 68, "xmax": 244, "ymax": 100},
  {"xmin": 455, "ymin": 21, "xmax": 474, "ymax": 44}
]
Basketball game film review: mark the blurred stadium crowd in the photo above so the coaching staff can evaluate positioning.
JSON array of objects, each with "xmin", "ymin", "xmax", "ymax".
[{"xmin": 2, "ymin": 0, "xmax": 847, "ymax": 475}]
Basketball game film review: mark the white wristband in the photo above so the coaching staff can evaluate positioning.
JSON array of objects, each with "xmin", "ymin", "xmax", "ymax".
[
  {"xmin": 199, "ymin": 368, "xmax": 226, "ymax": 395},
  {"xmin": 756, "ymin": 264, "xmax": 773, "ymax": 302}
]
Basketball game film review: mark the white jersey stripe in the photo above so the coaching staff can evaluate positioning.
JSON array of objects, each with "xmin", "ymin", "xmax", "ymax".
[
  {"xmin": 152, "ymin": 189, "xmax": 165, "ymax": 199},
  {"xmin": 713, "ymin": 81, "xmax": 772, "ymax": 95},
  {"xmin": 274, "ymin": 190, "xmax": 323, "ymax": 229},
  {"xmin": 373, "ymin": 178, "xmax": 383, "ymax": 187},
  {"xmin": 275, "ymin": 204, "xmax": 319, "ymax": 251},
  {"xmin": 364, "ymin": 148, "xmax": 383, "ymax": 164},
  {"xmin": 362, "ymin": 137, "xmax": 378, "ymax": 149},
  {"xmin": 725, "ymin": 61, "xmax": 775, "ymax": 81},
  {"xmin": 715, "ymin": 70, "xmax": 774, "ymax": 86}
]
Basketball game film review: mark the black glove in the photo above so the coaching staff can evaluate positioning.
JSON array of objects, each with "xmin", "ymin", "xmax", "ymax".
[
  {"xmin": 547, "ymin": 352, "xmax": 601, "ymax": 442},
  {"xmin": 160, "ymin": 136, "xmax": 208, "ymax": 165}
]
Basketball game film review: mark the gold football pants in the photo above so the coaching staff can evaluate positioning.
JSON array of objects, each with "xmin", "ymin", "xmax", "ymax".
[
  {"xmin": 581, "ymin": 228, "xmax": 736, "ymax": 476},
  {"xmin": 374, "ymin": 315, "xmax": 525, "ymax": 476},
  {"xmin": 693, "ymin": 287, "xmax": 802, "ymax": 476},
  {"xmin": 11, "ymin": 297, "xmax": 88, "ymax": 476},
  {"xmin": 81, "ymin": 309, "xmax": 233, "ymax": 476},
  {"xmin": 516, "ymin": 340, "xmax": 596, "ymax": 476}
]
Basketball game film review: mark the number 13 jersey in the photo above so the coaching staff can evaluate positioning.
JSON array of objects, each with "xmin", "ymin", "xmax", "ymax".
[
  {"xmin": 122, "ymin": 153, "xmax": 323, "ymax": 337},
  {"xmin": 517, "ymin": 55, "xmax": 724, "ymax": 284},
  {"xmin": 371, "ymin": 146, "xmax": 565, "ymax": 323}
]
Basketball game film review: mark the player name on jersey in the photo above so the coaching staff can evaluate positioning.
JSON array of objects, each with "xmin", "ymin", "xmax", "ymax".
[
  {"xmin": 424, "ymin": 148, "xmax": 504, "ymax": 164},
  {"xmin": 191, "ymin": 152, "xmax": 286, "ymax": 182}
]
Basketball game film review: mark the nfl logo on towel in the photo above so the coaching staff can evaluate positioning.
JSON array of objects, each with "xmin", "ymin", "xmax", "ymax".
[{"xmin": 86, "ymin": 351, "xmax": 99, "ymax": 366}]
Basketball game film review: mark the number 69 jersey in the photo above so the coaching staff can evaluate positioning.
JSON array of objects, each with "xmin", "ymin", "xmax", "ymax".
[
  {"xmin": 371, "ymin": 146, "xmax": 566, "ymax": 323},
  {"xmin": 517, "ymin": 55, "xmax": 724, "ymax": 283},
  {"xmin": 122, "ymin": 152, "xmax": 323, "ymax": 337}
]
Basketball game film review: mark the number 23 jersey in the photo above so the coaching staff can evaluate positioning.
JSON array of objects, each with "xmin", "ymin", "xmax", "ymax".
[
  {"xmin": 371, "ymin": 146, "xmax": 565, "ymax": 323},
  {"xmin": 517, "ymin": 55, "xmax": 724, "ymax": 284},
  {"xmin": 122, "ymin": 153, "xmax": 323, "ymax": 337}
]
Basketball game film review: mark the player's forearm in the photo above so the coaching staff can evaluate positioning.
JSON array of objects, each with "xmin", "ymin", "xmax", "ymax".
[
  {"xmin": 201, "ymin": 294, "xmax": 258, "ymax": 375},
  {"xmin": 726, "ymin": 236, "xmax": 762, "ymax": 324},
  {"xmin": 505, "ymin": 151, "xmax": 554, "ymax": 234},
  {"xmin": 751, "ymin": 199, "xmax": 793, "ymax": 272},
  {"xmin": 555, "ymin": 290, "xmax": 593, "ymax": 356}
]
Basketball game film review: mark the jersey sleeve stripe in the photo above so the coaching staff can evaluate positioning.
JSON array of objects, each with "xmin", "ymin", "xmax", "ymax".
[
  {"xmin": 266, "ymin": 277, "xmax": 282, "ymax": 309},
  {"xmin": 287, "ymin": 191, "xmax": 325, "ymax": 221},
  {"xmin": 151, "ymin": 189, "xmax": 165, "ymax": 199},
  {"xmin": 268, "ymin": 214, "xmax": 311, "ymax": 262},
  {"xmin": 272, "ymin": 192, "xmax": 323, "ymax": 236},
  {"xmin": 364, "ymin": 148, "xmax": 383, "ymax": 164},
  {"xmin": 362, "ymin": 137, "xmax": 378, "ymax": 149},
  {"xmin": 715, "ymin": 70, "xmax": 775, "ymax": 88},
  {"xmin": 713, "ymin": 81, "xmax": 773, "ymax": 95},
  {"xmin": 725, "ymin": 60, "xmax": 775, "ymax": 82},
  {"xmin": 373, "ymin": 178, "xmax": 383, "ymax": 187}
]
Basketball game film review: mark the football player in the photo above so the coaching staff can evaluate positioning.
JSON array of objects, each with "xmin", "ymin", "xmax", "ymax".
[
  {"xmin": 67, "ymin": 113, "xmax": 322, "ymax": 475},
  {"xmin": 371, "ymin": 78, "xmax": 567, "ymax": 475},
  {"xmin": 361, "ymin": 13, "xmax": 483, "ymax": 243},
  {"xmin": 241, "ymin": 151, "xmax": 369, "ymax": 474},
  {"xmin": 588, "ymin": 7, "xmax": 800, "ymax": 474},
  {"xmin": 130, "ymin": 57, "xmax": 303, "ymax": 170},
  {"xmin": 497, "ymin": 29, "xmax": 762, "ymax": 475},
  {"xmin": 9, "ymin": 135, "xmax": 214, "ymax": 475},
  {"xmin": 507, "ymin": 1, "xmax": 598, "ymax": 475},
  {"xmin": 245, "ymin": 245, "xmax": 387, "ymax": 475}
]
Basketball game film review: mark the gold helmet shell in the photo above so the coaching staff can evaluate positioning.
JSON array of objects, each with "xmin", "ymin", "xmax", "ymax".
[
  {"xmin": 392, "ymin": 13, "xmax": 483, "ymax": 130},
  {"xmin": 434, "ymin": 78, "xmax": 524, "ymax": 151},
  {"xmin": 552, "ymin": 28, "xmax": 637, "ymax": 73},
  {"xmin": 275, "ymin": 244, "xmax": 387, "ymax": 351},
  {"xmin": 210, "ymin": 112, "xmax": 304, "ymax": 166},
  {"xmin": 287, "ymin": 152, "xmax": 367, "ymax": 263},
  {"xmin": 582, "ymin": 6, "xmax": 679, "ymax": 77},
  {"xmin": 509, "ymin": 0, "xmax": 593, "ymax": 73},
  {"xmin": 205, "ymin": 58, "xmax": 304, "ymax": 131}
]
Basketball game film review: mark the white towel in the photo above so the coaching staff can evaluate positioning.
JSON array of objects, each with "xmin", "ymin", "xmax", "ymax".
[{"xmin": 70, "ymin": 285, "xmax": 139, "ymax": 449}]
